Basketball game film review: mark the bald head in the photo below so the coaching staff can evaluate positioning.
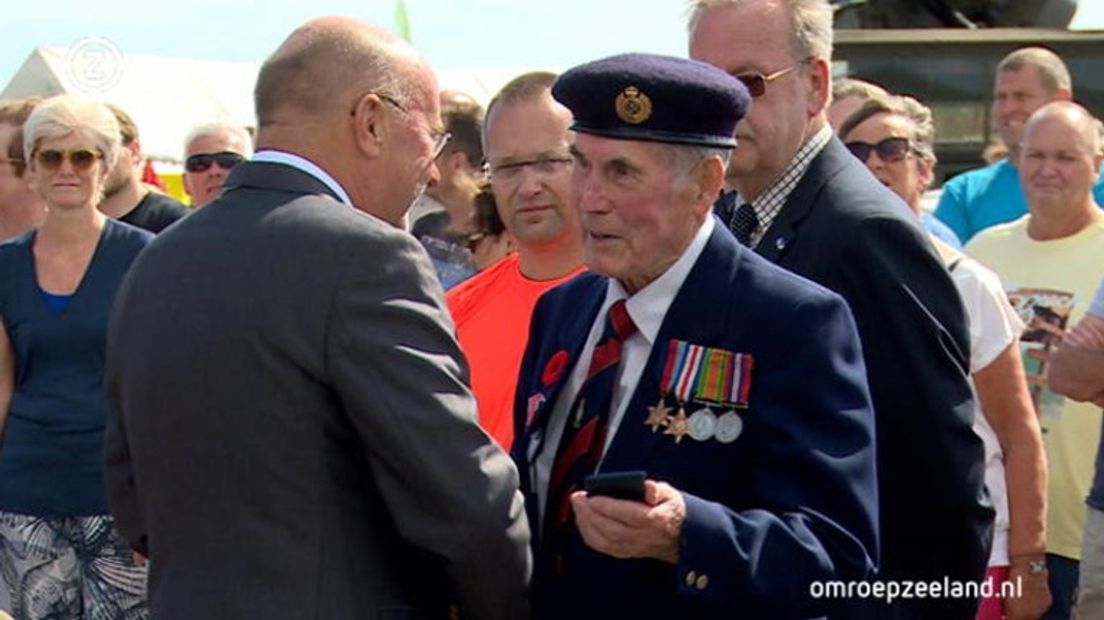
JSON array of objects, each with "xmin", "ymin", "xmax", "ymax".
[
  {"xmin": 255, "ymin": 17, "xmax": 422, "ymax": 128},
  {"xmin": 1024, "ymin": 101, "xmax": 1101, "ymax": 155}
]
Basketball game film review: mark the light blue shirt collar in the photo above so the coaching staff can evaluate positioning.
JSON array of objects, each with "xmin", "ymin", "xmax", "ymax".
[{"xmin": 251, "ymin": 150, "xmax": 353, "ymax": 207}]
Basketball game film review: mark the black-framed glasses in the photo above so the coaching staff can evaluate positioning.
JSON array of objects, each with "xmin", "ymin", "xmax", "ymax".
[
  {"xmin": 485, "ymin": 154, "xmax": 573, "ymax": 182},
  {"xmin": 185, "ymin": 151, "xmax": 246, "ymax": 173},
  {"xmin": 34, "ymin": 148, "xmax": 103, "ymax": 172},
  {"xmin": 844, "ymin": 137, "xmax": 911, "ymax": 163}
]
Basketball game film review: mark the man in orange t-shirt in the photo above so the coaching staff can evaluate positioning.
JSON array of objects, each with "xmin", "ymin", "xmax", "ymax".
[{"xmin": 447, "ymin": 72, "xmax": 585, "ymax": 448}]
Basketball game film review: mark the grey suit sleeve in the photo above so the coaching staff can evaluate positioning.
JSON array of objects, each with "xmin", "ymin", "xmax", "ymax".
[{"xmin": 325, "ymin": 230, "xmax": 530, "ymax": 620}]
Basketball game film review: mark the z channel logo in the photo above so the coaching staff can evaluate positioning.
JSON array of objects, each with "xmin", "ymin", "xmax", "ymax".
[{"xmin": 65, "ymin": 36, "xmax": 124, "ymax": 94}]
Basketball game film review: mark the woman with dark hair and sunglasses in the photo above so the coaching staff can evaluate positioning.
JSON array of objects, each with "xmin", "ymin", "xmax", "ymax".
[
  {"xmin": 0, "ymin": 94, "xmax": 152, "ymax": 619},
  {"xmin": 841, "ymin": 95, "xmax": 1052, "ymax": 620}
]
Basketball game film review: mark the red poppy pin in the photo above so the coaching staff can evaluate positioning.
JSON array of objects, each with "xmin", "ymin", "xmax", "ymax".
[{"xmin": 541, "ymin": 350, "xmax": 569, "ymax": 387}]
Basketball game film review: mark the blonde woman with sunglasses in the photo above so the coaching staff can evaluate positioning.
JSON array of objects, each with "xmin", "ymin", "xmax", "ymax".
[{"xmin": 0, "ymin": 94, "xmax": 152, "ymax": 619}]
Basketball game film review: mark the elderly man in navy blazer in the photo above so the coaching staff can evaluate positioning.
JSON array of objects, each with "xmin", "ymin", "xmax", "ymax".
[{"xmin": 512, "ymin": 53, "xmax": 879, "ymax": 619}]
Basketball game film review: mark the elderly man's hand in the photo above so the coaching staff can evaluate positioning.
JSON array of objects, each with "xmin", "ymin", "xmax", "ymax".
[{"xmin": 570, "ymin": 479, "xmax": 686, "ymax": 564}]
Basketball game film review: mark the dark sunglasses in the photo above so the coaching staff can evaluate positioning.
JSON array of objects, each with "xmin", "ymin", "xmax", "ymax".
[
  {"xmin": 844, "ymin": 137, "xmax": 911, "ymax": 163},
  {"xmin": 734, "ymin": 66, "xmax": 797, "ymax": 98},
  {"xmin": 185, "ymin": 151, "xmax": 245, "ymax": 173},
  {"xmin": 733, "ymin": 57, "xmax": 813, "ymax": 98},
  {"xmin": 34, "ymin": 148, "xmax": 103, "ymax": 172}
]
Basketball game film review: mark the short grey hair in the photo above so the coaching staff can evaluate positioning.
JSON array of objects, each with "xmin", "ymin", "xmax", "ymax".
[
  {"xmin": 671, "ymin": 143, "xmax": 732, "ymax": 183},
  {"xmin": 1024, "ymin": 101, "xmax": 1101, "ymax": 157},
  {"xmin": 254, "ymin": 19, "xmax": 417, "ymax": 128},
  {"xmin": 184, "ymin": 122, "xmax": 254, "ymax": 157},
  {"xmin": 997, "ymin": 46, "xmax": 1072, "ymax": 95},
  {"xmin": 832, "ymin": 77, "xmax": 888, "ymax": 105},
  {"xmin": 23, "ymin": 94, "xmax": 120, "ymax": 170},
  {"xmin": 687, "ymin": 0, "xmax": 834, "ymax": 61}
]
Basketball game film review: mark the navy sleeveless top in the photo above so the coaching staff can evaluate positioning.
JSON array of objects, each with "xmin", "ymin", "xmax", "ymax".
[{"xmin": 0, "ymin": 219, "xmax": 152, "ymax": 516}]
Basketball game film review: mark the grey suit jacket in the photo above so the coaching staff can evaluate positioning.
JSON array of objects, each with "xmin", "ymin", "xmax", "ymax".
[{"xmin": 104, "ymin": 161, "xmax": 531, "ymax": 619}]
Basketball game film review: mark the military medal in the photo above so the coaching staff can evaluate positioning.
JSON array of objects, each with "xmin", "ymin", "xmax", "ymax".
[
  {"xmin": 662, "ymin": 340, "xmax": 754, "ymax": 411},
  {"xmin": 715, "ymin": 411, "xmax": 744, "ymax": 444},
  {"xmin": 645, "ymin": 399, "xmax": 672, "ymax": 432},
  {"xmin": 687, "ymin": 408, "xmax": 717, "ymax": 441},
  {"xmin": 664, "ymin": 407, "xmax": 690, "ymax": 443},
  {"xmin": 658, "ymin": 340, "xmax": 754, "ymax": 445}
]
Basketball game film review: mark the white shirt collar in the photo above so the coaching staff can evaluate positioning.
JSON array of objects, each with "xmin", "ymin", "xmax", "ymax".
[
  {"xmin": 251, "ymin": 150, "xmax": 353, "ymax": 207},
  {"xmin": 603, "ymin": 215, "xmax": 715, "ymax": 346}
]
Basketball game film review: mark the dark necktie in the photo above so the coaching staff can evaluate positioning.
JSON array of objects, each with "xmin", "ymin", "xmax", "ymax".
[
  {"xmin": 546, "ymin": 299, "xmax": 638, "ymax": 537},
  {"xmin": 731, "ymin": 201, "xmax": 759, "ymax": 247}
]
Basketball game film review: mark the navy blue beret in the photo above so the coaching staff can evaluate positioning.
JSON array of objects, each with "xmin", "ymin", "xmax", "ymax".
[{"xmin": 552, "ymin": 53, "xmax": 751, "ymax": 149}]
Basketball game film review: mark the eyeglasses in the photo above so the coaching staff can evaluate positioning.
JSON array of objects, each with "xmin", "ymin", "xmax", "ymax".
[
  {"xmin": 185, "ymin": 151, "xmax": 246, "ymax": 173},
  {"xmin": 34, "ymin": 149, "xmax": 103, "ymax": 172},
  {"xmin": 430, "ymin": 132, "xmax": 452, "ymax": 160},
  {"xmin": 375, "ymin": 92, "xmax": 408, "ymax": 114},
  {"xmin": 844, "ymin": 137, "xmax": 912, "ymax": 163},
  {"xmin": 360, "ymin": 92, "xmax": 451, "ymax": 160},
  {"xmin": 733, "ymin": 58, "xmax": 810, "ymax": 98},
  {"xmin": 485, "ymin": 155, "xmax": 573, "ymax": 183}
]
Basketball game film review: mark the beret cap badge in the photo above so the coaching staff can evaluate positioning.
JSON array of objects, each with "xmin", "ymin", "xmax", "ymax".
[{"xmin": 615, "ymin": 86, "xmax": 652, "ymax": 125}]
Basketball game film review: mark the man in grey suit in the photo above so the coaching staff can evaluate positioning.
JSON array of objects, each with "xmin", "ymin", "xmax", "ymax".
[{"xmin": 103, "ymin": 17, "xmax": 530, "ymax": 619}]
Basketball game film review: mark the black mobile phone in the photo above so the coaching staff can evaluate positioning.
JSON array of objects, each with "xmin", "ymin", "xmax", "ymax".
[{"xmin": 584, "ymin": 470, "xmax": 647, "ymax": 502}]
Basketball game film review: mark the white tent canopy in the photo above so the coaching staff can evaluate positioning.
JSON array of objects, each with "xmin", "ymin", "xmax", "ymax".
[{"xmin": 2, "ymin": 45, "xmax": 524, "ymax": 162}]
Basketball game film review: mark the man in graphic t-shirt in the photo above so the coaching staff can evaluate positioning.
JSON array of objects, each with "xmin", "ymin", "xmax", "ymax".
[{"xmin": 968, "ymin": 101, "xmax": 1104, "ymax": 618}]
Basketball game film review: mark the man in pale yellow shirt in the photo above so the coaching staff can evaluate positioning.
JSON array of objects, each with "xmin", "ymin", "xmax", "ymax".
[{"xmin": 969, "ymin": 101, "xmax": 1104, "ymax": 617}]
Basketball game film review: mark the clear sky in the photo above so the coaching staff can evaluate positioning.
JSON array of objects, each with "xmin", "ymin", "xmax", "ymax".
[
  {"xmin": 3, "ymin": 0, "xmax": 1102, "ymax": 91},
  {"xmin": 0, "ymin": 0, "xmax": 690, "ymax": 89}
]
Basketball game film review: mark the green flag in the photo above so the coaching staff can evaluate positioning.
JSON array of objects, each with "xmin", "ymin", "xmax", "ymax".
[{"xmin": 394, "ymin": 0, "xmax": 412, "ymax": 42}]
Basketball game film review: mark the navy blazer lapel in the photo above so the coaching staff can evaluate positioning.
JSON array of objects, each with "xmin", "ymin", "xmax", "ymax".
[
  {"xmin": 222, "ymin": 161, "xmax": 344, "ymax": 203},
  {"xmin": 756, "ymin": 138, "xmax": 851, "ymax": 263},
  {"xmin": 601, "ymin": 222, "xmax": 743, "ymax": 472},
  {"xmin": 523, "ymin": 279, "xmax": 606, "ymax": 445}
]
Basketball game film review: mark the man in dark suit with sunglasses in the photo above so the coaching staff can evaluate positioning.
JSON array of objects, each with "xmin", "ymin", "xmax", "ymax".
[
  {"xmin": 182, "ymin": 121, "xmax": 252, "ymax": 207},
  {"xmin": 104, "ymin": 17, "xmax": 530, "ymax": 620},
  {"xmin": 690, "ymin": 1, "xmax": 990, "ymax": 618}
]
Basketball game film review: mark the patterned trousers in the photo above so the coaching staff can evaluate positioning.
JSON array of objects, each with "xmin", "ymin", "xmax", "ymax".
[{"xmin": 0, "ymin": 511, "xmax": 148, "ymax": 620}]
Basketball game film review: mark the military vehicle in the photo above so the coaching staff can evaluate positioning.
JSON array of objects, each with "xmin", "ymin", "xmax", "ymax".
[{"xmin": 830, "ymin": 0, "xmax": 1101, "ymax": 183}]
